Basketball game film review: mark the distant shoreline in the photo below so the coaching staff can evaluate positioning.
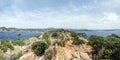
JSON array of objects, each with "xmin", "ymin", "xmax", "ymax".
[{"xmin": 0, "ymin": 27, "xmax": 120, "ymax": 32}]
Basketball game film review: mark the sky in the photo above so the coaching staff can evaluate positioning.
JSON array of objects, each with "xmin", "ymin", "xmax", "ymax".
[{"xmin": 0, "ymin": 0, "xmax": 120, "ymax": 29}]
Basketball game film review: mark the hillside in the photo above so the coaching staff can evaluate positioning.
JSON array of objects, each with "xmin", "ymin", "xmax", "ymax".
[
  {"xmin": 1, "ymin": 29, "xmax": 120, "ymax": 60},
  {"xmin": 0, "ymin": 29, "xmax": 92, "ymax": 60},
  {"xmin": 20, "ymin": 29, "xmax": 92, "ymax": 60}
]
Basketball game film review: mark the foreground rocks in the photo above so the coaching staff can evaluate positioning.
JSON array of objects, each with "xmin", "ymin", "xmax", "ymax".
[
  {"xmin": 19, "ymin": 47, "xmax": 92, "ymax": 60},
  {"xmin": 71, "ymin": 52, "xmax": 92, "ymax": 60}
]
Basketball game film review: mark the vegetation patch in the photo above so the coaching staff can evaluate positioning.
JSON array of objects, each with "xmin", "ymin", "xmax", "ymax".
[
  {"xmin": 70, "ymin": 31, "xmax": 78, "ymax": 38},
  {"xmin": 0, "ymin": 38, "xmax": 14, "ymax": 52},
  {"xmin": 42, "ymin": 32, "xmax": 49, "ymax": 40},
  {"xmin": 42, "ymin": 32, "xmax": 51, "ymax": 45},
  {"xmin": 9, "ymin": 53, "xmax": 22, "ymax": 60},
  {"xmin": 88, "ymin": 34, "xmax": 120, "ymax": 60},
  {"xmin": 72, "ymin": 37, "xmax": 85, "ymax": 45},
  {"xmin": 0, "ymin": 53, "xmax": 22, "ymax": 60},
  {"xmin": 53, "ymin": 40, "xmax": 68, "ymax": 47},
  {"xmin": 31, "ymin": 41, "xmax": 48, "ymax": 56},
  {"xmin": 44, "ymin": 47, "xmax": 57, "ymax": 60},
  {"xmin": 12, "ymin": 38, "xmax": 25, "ymax": 46},
  {"xmin": 51, "ymin": 32, "xmax": 59, "ymax": 38}
]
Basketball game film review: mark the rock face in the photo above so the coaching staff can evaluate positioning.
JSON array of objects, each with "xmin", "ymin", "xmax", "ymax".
[
  {"xmin": 54, "ymin": 46, "xmax": 92, "ymax": 60},
  {"xmin": 71, "ymin": 52, "xmax": 92, "ymax": 60}
]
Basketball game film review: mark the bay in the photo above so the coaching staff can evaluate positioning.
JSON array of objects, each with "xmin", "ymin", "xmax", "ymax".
[
  {"xmin": 0, "ymin": 32, "xmax": 40, "ymax": 39},
  {"xmin": 0, "ymin": 30, "xmax": 120, "ymax": 39},
  {"xmin": 75, "ymin": 30, "xmax": 120, "ymax": 38}
]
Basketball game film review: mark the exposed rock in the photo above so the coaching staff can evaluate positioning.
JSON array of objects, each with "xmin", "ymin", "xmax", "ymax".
[
  {"xmin": 71, "ymin": 52, "xmax": 92, "ymax": 60},
  {"xmin": 19, "ymin": 52, "xmax": 35, "ymax": 60},
  {"xmin": 72, "ymin": 52, "xmax": 81, "ymax": 59},
  {"xmin": 25, "ymin": 37, "xmax": 40, "ymax": 45}
]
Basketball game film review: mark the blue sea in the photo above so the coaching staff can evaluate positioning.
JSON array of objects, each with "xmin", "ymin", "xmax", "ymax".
[
  {"xmin": 75, "ymin": 30, "xmax": 120, "ymax": 38},
  {"xmin": 0, "ymin": 32, "xmax": 41, "ymax": 39},
  {"xmin": 0, "ymin": 30, "xmax": 120, "ymax": 39}
]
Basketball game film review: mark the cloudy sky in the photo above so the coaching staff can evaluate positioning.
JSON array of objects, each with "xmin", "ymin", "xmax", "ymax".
[{"xmin": 0, "ymin": 0, "xmax": 120, "ymax": 29}]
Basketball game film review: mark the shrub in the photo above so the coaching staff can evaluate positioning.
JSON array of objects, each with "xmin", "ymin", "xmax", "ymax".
[
  {"xmin": 1, "ymin": 43, "xmax": 14, "ymax": 52},
  {"xmin": 88, "ymin": 34, "xmax": 120, "ymax": 59},
  {"xmin": 110, "ymin": 34, "xmax": 120, "ymax": 38},
  {"xmin": 12, "ymin": 38, "xmax": 25, "ymax": 46},
  {"xmin": 88, "ymin": 35, "xmax": 105, "ymax": 47},
  {"xmin": 42, "ymin": 32, "xmax": 49, "ymax": 40},
  {"xmin": 31, "ymin": 41, "xmax": 48, "ymax": 56},
  {"xmin": 44, "ymin": 39, "xmax": 51, "ymax": 46},
  {"xmin": 51, "ymin": 32, "xmax": 58, "ymax": 38},
  {"xmin": 0, "ymin": 38, "xmax": 14, "ymax": 52},
  {"xmin": 0, "ymin": 53, "xmax": 22, "ymax": 60},
  {"xmin": 70, "ymin": 31, "xmax": 78, "ymax": 37},
  {"xmin": 58, "ymin": 29, "xmax": 68, "ymax": 33},
  {"xmin": 96, "ymin": 48, "xmax": 105, "ymax": 59},
  {"xmin": 44, "ymin": 47, "xmax": 57, "ymax": 60},
  {"xmin": 42, "ymin": 32, "xmax": 51, "ymax": 45},
  {"xmin": 72, "ymin": 37, "xmax": 85, "ymax": 45},
  {"xmin": 9, "ymin": 53, "xmax": 22, "ymax": 60}
]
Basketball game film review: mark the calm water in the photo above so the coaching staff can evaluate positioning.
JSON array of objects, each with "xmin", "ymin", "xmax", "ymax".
[
  {"xmin": 75, "ymin": 30, "xmax": 120, "ymax": 37},
  {"xmin": 0, "ymin": 32, "xmax": 40, "ymax": 39},
  {"xmin": 0, "ymin": 30, "xmax": 120, "ymax": 39}
]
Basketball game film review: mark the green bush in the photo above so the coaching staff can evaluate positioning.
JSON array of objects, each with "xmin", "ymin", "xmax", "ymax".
[
  {"xmin": 44, "ymin": 39, "xmax": 51, "ymax": 46},
  {"xmin": 0, "ymin": 38, "xmax": 14, "ymax": 52},
  {"xmin": 72, "ymin": 37, "xmax": 85, "ymax": 45},
  {"xmin": 70, "ymin": 31, "xmax": 78, "ymax": 37},
  {"xmin": 42, "ymin": 32, "xmax": 51, "ymax": 45},
  {"xmin": 12, "ymin": 38, "xmax": 25, "ymax": 46},
  {"xmin": 58, "ymin": 29, "xmax": 68, "ymax": 33},
  {"xmin": 88, "ymin": 34, "xmax": 120, "ymax": 59},
  {"xmin": 42, "ymin": 32, "xmax": 49, "ymax": 40},
  {"xmin": 31, "ymin": 41, "xmax": 48, "ymax": 56},
  {"xmin": 9, "ymin": 53, "xmax": 22, "ymax": 60},
  {"xmin": 51, "ymin": 32, "xmax": 58, "ymax": 38},
  {"xmin": 0, "ymin": 53, "xmax": 22, "ymax": 60},
  {"xmin": 110, "ymin": 34, "xmax": 120, "ymax": 38}
]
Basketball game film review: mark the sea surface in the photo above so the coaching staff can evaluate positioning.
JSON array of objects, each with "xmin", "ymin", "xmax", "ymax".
[
  {"xmin": 75, "ymin": 30, "xmax": 120, "ymax": 38},
  {"xmin": 0, "ymin": 30, "xmax": 120, "ymax": 39},
  {"xmin": 0, "ymin": 32, "xmax": 41, "ymax": 39}
]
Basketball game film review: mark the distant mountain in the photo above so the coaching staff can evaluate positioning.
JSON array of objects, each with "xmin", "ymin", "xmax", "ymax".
[{"xmin": 0, "ymin": 27, "xmax": 120, "ymax": 32}]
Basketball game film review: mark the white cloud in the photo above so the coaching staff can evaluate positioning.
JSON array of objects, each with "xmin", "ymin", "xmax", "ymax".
[
  {"xmin": 0, "ymin": 0, "xmax": 120, "ymax": 29},
  {"xmin": 87, "ymin": 12, "xmax": 120, "ymax": 29},
  {"xmin": 0, "ymin": 9, "xmax": 120, "ymax": 29}
]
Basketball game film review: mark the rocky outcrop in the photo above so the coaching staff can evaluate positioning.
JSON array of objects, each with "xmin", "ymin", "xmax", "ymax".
[
  {"xmin": 54, "ymin": 46, "xmax": 92, "ymax": 60},
  {"xmin": 71, "ymin": 52, "xmax": 92, "ymax": 60},
  {"xmin": 15, "ymin": 29, "xmax": 93, "ymax": 60},
  {"xmin": 19, "ymin": 45, "xmax": 92, "ymax": 60}
]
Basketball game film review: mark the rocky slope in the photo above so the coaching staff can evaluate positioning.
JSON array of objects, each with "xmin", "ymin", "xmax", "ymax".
[
  {"xmin": 1, "ymin": 29, "xmax": 93, "ymax": 60},
  {"xmin": 18, "ymin": 29, "xmax": 92, "ymax": 60}
]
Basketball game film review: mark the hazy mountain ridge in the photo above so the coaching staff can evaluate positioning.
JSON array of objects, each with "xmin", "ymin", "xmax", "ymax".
[{"xmin": 0, "ymin": 27, "xmax": 120, "ymax": 32}]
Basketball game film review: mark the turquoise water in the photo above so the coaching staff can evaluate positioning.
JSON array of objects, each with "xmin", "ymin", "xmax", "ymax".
[{"xmin": 0, "ymin": 32, "xmax": 40, "ymax": 39}]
